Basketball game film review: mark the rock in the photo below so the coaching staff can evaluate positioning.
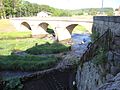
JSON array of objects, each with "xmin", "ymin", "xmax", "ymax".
[
  {"xmin": 97, "ymin": 72, "xmax": 120, "ymax": 90},
  {"xmin": 106, "ymin": 74, "xmax": 114, "ymax": 81},
  {"xmin": 107, "ymin": 51, "xmax": 114, "ymax": 61},
  {"xmin": 110, "ymin": 66, "xmax": 120, "ymax": 76},
  {"xmin": 113, "ymin": 73, "xmax": 120, "ymax": 81}
]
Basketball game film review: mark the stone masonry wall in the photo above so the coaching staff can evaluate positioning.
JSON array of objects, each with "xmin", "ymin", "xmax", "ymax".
[{"xmin": 76, "ymin": 16, "xmax": 120, "ymax": 90}]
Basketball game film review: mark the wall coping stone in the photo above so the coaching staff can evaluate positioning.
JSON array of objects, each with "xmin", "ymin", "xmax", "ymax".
[{"xmin": 94, "ymin": 16, "xmax": 120, "ymax": 23}]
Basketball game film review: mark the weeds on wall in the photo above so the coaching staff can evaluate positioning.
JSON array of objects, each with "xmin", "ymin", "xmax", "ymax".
[
  {"xmin": 91, "ymin": 30, "xmax": 100, "ymax": 42},
  {"xmin": 92, "ymin": 47, "xmax": 107, "ymax": 65}
]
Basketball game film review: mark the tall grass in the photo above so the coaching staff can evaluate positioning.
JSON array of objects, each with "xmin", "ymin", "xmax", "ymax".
[{"xmin": 0, "ymin": 55, "xmax": 59, "ymax": 71}]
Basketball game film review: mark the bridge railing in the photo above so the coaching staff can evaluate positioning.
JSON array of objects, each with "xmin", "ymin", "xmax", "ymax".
[{"xmin": 79, "ymin": 28, "xmax": 112, "ymax": 66}]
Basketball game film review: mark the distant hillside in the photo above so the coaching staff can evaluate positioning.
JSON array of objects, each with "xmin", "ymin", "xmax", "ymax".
[
  {"xmin": 0, "ymin": 0, "xmax": 114, "ymax": 18},
  {"xmin": 69, "ymin": 8, "xmax": 114, "ymax": 16}
]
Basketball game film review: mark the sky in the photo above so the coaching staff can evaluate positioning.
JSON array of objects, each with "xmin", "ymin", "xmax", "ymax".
[{"xmin": 25, "ymin": 0, "xmax": 120, "ymax": 10}]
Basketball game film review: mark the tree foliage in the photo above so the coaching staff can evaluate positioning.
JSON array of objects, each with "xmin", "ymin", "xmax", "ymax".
[{"xmin": 0, "ymin": 0, "xmax": 114, "ymax": 18}]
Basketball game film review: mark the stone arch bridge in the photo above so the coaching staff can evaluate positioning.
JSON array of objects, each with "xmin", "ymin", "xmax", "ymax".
[{"xmin": 10, "ymin": 17, "xmax": 93, "ymax": 41}]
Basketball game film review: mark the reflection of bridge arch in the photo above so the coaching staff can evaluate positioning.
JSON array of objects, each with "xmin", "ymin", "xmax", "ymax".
[{"xmin": 21, "ymin": 22, "xmax": 31, "ymax": 31}]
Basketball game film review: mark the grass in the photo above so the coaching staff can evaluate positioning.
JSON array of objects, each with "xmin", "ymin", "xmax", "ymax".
[
  {"xmin": 0, "ymin": 55, "xmax": 59, "ymax": 71},
  {"xmin": 0, "ymin": 38, "xmax": 53, "ymax": 55},
  {"xmin": 0, "ymin": 32, "xmax": 32, "ymax": 40},
  {"xmin": 0, "ymin": 38, "xmax": 59, "ymax": 71}
]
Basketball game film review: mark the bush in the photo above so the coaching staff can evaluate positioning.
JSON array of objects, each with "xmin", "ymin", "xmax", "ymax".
[{"xmin": 25, "ymin": 42, "xmax": 71, "ymax": 54}]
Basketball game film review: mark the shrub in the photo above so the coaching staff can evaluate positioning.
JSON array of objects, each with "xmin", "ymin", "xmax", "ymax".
[{"xmin": 25, "ymin": 42, "xmax": 71, "ymax": 54}]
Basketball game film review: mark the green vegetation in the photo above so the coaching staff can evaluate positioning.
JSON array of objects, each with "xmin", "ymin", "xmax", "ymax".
[
  {"xmin": 4, "ymin": 77, "xmax": 23, "ymax": 90},
  {"xmin": 72, "ymin": 25, "xmax": 87, "ymax": 34},
  {"xmin": 47, "ymin": 28, "xmax": 54, "ymax": 34},
  {"xmin": 0, "ymin": 0, "xmax": 114, "ymax": 18},
  {"xmin": 0, "ymin": 37, "xmax": 60, "ymax": 71},
  {"xmin": 26, "ymin": 42, "xmax": 71, "ymax": 54},
  {"xmin": 0, "ymin": 32, "xmax": 31, "ymax": 39},
  {"xmin": 0, "ymin": 31, "xmax": 70, "ymax": 71},
  {"xmin": 92, "ymin": 47, "xmax": 107, "ymax": 65},
  {"xmin": 0, "ymin": 55, "xmax": 59, "ymax": 71},
  {"xmin": 0, "ymin": 37, "xmax": 67, "ymax": 71},
  {"xmin": 70, "ymin": 8, "xmax": 114, "ymax": 16},
  {"xmin": 0, "ymin": 38, "xmax": 53, "ymax": 55},
  {"xmin": 91, "ymin": 30, "xmax": 100, "ymax": 41}
]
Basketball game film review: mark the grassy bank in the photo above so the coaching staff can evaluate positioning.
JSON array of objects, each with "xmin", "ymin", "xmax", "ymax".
[
  {"xmin": 0, "ymin": 32, "xmax": 32, "ymax": 40},
  {"xmin": 0, "ymin": 55, "xmax": 59, "ymax": 71}
]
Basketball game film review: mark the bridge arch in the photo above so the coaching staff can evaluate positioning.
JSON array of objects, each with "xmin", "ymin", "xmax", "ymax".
[
  {"xmin": 38, "ymin": 22, "xmax": 57, "ymax": 38},
  {"xmin": 66, "ymin": 24, "xmax": 78, "ymax": 34},
  {"xmin": 20, "ymin": 22, "xmax": 31, "ymax": 31},
  {"xmin": 38, "ymin": 22, "xmax": 49, "ymax": 31}
]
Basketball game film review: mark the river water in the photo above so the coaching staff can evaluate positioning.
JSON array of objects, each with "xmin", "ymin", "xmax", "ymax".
[{"xmin": 71, "ymin": 33, "xmax": 91, "ymax": 56}]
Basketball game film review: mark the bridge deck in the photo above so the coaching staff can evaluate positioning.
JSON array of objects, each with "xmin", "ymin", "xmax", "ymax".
[{"xmin": 10, "ymin": 17, "xmax": 93, "ymax": 22}]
